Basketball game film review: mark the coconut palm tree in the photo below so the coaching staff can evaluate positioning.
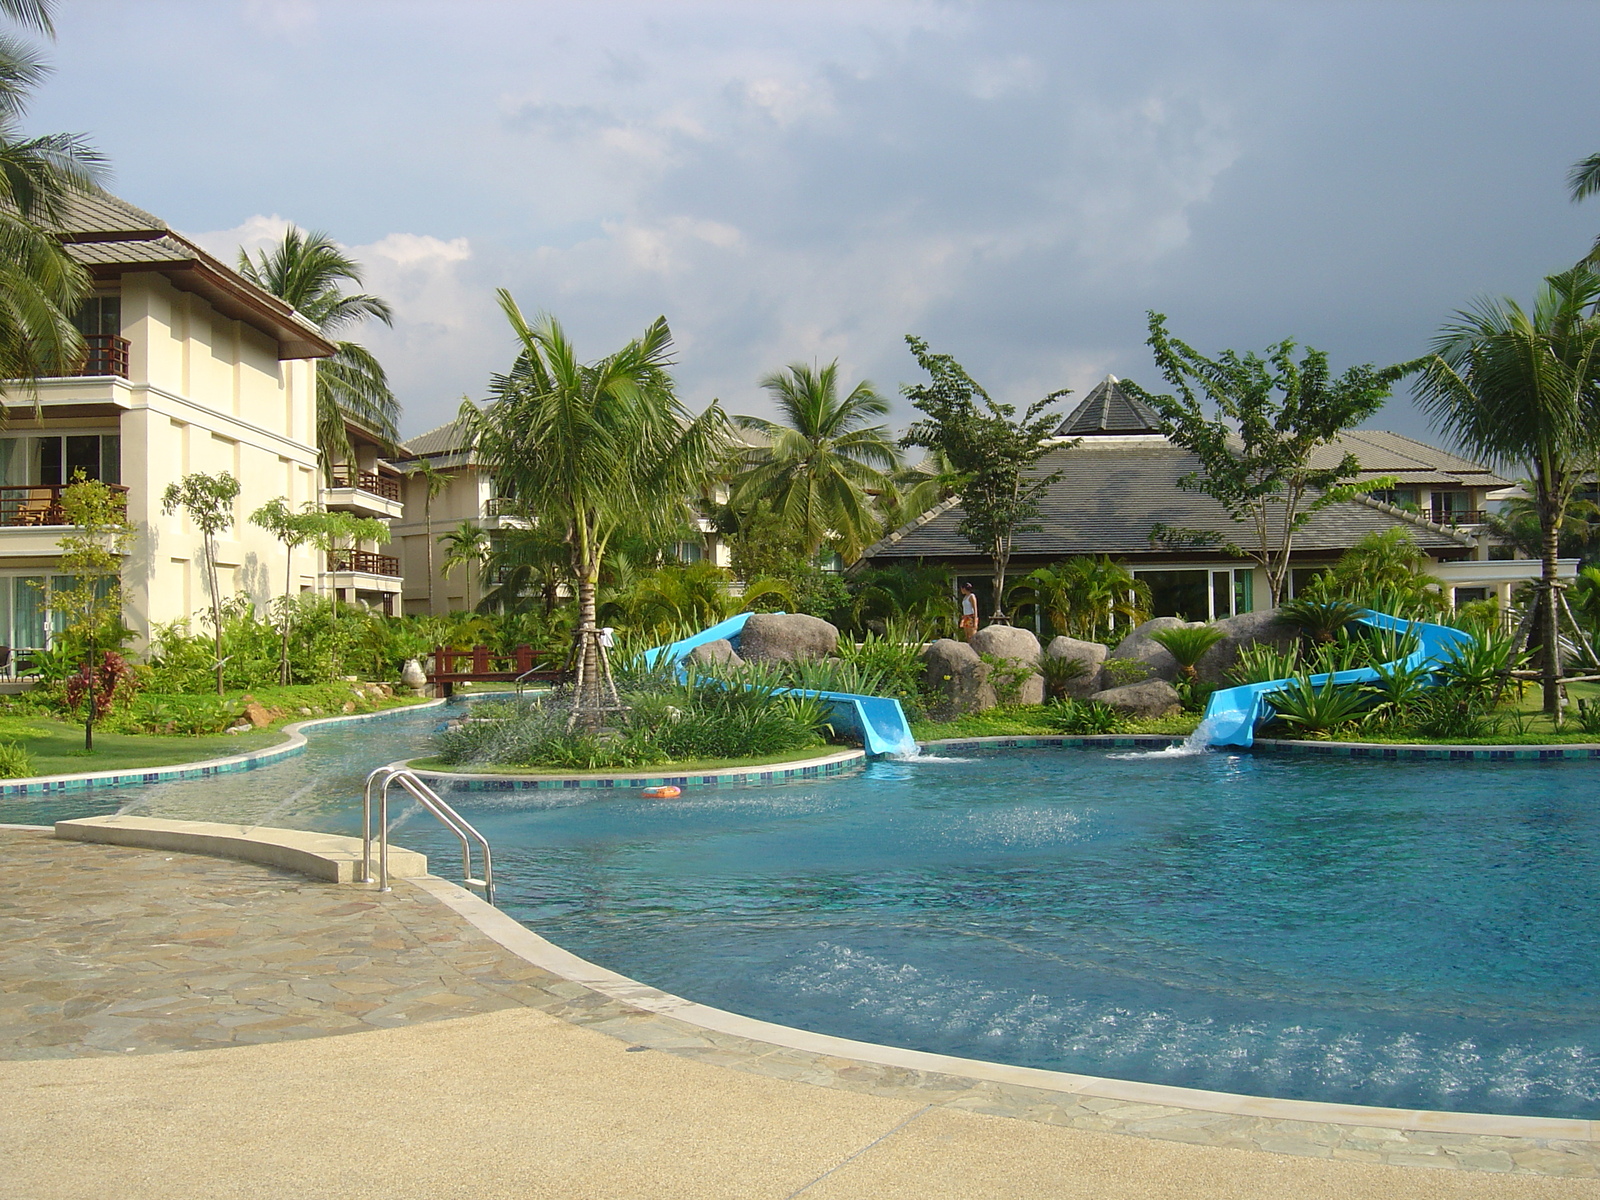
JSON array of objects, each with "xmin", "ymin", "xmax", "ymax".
[
  {"xmin": 1412, "ymin": 266, "xmax": 1600, "ymax": 716},
  {"xmin": 0, "ymin": 4, "xmax": 105, "ymax": 395},
  {"xmin": 731, "ymin": 361, "xmax": 899, "ymax": 562},
  {"xmin": 237, "ymin": 227, "xmax": 398, "ymax": 473},
  {"xmin": 461, "ymin": 292, "xmax": 729, "ymax": 717},
  {"xmin": 1569, "ymin": 152, "xmax": 1600, "ymax": 264},
  {"xmin": 439, "ymin": 520, "xmax": 489, "ymax": 611},
  {"xmin": 408, "ymin": 457, "xmax": 451, "ymax": 613}
]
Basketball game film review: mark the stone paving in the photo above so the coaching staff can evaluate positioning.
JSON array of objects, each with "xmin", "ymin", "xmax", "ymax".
[{"xmin": 3, "ymin": 826, "xmax": 1598, "ymax": 1178}]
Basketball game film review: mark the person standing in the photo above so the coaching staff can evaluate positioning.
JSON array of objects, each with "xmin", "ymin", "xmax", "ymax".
[{"xmin": 958, "ymin": 582, "xmax": 979, "ymax": 641}]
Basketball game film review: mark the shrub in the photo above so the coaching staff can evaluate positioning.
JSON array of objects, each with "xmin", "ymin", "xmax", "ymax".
[
  {"xmin": 1279, "ymin": 598, "xmax": 1366, "ymax": 644},
  {"xmin": 1405, "ymin": 689, "xmax": 1500, "ymax": 740},
  {"xmin": 1036, "ymin": 652, "xmax": 1087, "ymax": 701},
  {"xmin": 1045, "ymin": 699, "xmax": 1125, "ymax": 735},
  {"xmin": 979, "ymin": 653, "xmax": 1037, "ymax": 706},
  {"xmin": 0, "ymin": 740, "xmax": 33, "ymax": 778},
  {"xmin": 1227, "ymin": 643, "xmax": 1299, "ymax": 685},
  {"xmin": 1263, "ymin": 677, "xmax": 1370, "ymax": 738},
  {"xmin": 1099, "ymin": 658, "xmax": 1151, "ymax": 687}
]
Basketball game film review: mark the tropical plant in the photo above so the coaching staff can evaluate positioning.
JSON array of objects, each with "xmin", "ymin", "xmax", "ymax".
[
  {"xmin": 439, "ymin": 520, "xmax": 489, "ymax": 611},
  {"xmin": 1036, "ymin": 652, "xmax": 1087, "ymax": 702},
  {"xmin": 462, "ymin": 293, "xmax": 729, "ymax": 719},
  {"xmin": 1263, "ymin": 676, "xmax": 1370, "ymax": 737},
  {"xmin": 730, "ymin": 361, "xmax": 899, "ymax": 561},
  {"xmin": 1011, "ymin": 556, "xmax": 1150, "ymax": 642},
  {"xmin": 250, "ymin": 497, "xmax": 319, "ymax": 684},
  {"xmin": 1120, "ymin": 313, "xmax": 1411, "ymax": 605},
  {"xmin": 161, "ymin": 472, "xmax": 240, "ymax": 695},
  {"xmin": 1406, "ymin": 689, "xmax": 1499, "ymax": 740},
  {"xmin": 0, "ymin": 738, "xmax": 32, "ymax": 778},
  {"xmin": 847, "ymin": 563, "xmax": 952, "ymax": 633},
  {"xmin": 1568, "ymin": 150, "xmax": 1600, "ymax": 264},
  {"xmin": 1148, "ymin": 624, "xmax": 1224, "ymax": 684},
  {"xmin": 1363, "ymin": 656, "xmax": 1435, "ymax": 719},
  {"xmin": 237, "ymin": 226, "xmax": 398, "ymax": 471},
  {"xmin": 902, "ymin": 335, "xmax": 1070, "ymax": 621},
  {"xmin": 1045, "ymin": 698, "xmax": 1125, "ymax": 735},
  {"xmin": 1481, "ymin": 494, "xmax": 1600, "ymax": 566},
  {"xmin": 1279, "ymin": 598, "xmax": 1366, "ymax": 644},
  {"xmin": 1226, "ymin": 642, "xmax": 1300, "ymax": 685},
  {"xmin": 54, "ymin": 474, "xmax": 134, "ymax": 747},
  {"xmin": 1434, "ymin": 629, "xmax": 1522, "ymax": 705},
  {"xmin": 1413, "ymin": 266, "xmax": 1600, "ymax": 718},
  {"xmin": 1300, "ymin": 528, "xmax": 1448, "ymax": 615},
  {"xmin": 409, "ymin": 457, "xmax": 452, "ymax": 613},
  {"xmin": 0, "ymin": 0, "xmax": 105, "ymax": 397}
]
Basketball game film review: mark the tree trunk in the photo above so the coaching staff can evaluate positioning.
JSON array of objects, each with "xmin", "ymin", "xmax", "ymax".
[
  {"xmin": 989, "ymin": 535, "xmax": 1010, "ymax": 624},
  {"xmin": 1542, "ymin": 514, "xmax": 1562, "ymax": 718},
  {"xmin": 425, "ymin": 499, "xmax": 435, "ymax": 614},
  {"xmin": 208, "ymin": 534, "xmax": 225, "ymax": 696},
  {"xmin": 280, "ymin": 545, "xmax": 293, "ymax": 686},
  {"xmin": 575, "ymin": 569, "xmax": 600, "ymax": 730},
  {"xmin": 84, "ymin": 641, "xmax": 95, "ymax": 752}
]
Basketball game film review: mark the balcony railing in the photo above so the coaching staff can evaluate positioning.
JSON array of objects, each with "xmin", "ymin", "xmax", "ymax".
[
  {"xmin": 483, "ymin": 496, "xmax": 523, "ymax": 518},
  {"xmin": 328, "ymin": 470, "xmax": 402, "ymax": 502},
  {"xmin": 78, "ymin": 334, "xmax": 130, "ymax": 378},
  {"xmin": 1431, "ymin": 508, "xmax": 1487, "ymax": 526},
  {"xmin": 0, "ymin": 483, "xmax": 127, "ymax": 527},
  {"xmin": 328, "ymin": 549, "xmax": 400, "ymax": 576}
]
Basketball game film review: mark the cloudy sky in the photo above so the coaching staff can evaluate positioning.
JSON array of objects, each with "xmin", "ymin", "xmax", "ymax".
[{"xmin": 25, "ymin": 0, "xmax": 1600, "ymax": 443}]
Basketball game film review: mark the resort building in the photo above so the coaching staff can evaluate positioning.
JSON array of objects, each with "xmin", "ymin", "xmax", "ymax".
[
  {"xmin": 859, "ymin": 376, "xmax": 1559, "ymax": 619},
  {"xmin": 3, "ymin": 190, "xmax": 333, "ymax": 656},
  {"xmin": 322, "ymin": 416, "xmax": 405, "ymax": 614}
]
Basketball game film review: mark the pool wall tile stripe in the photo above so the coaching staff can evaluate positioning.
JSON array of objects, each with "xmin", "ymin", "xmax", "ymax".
[{"xmin": 413, "ymin": 748, "xmax": 867, "ymax": 791}]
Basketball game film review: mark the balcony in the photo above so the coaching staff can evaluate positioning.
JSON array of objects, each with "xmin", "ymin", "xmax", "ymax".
[
  {"xmin": 0, "ymin": 483, "xmax": 127, "ymax": 527},
  {"xmin": 77, "ymin": 335, "xmax": 129, "ymax": 379},
  {"xmin": 1431, "ymin": 508, "xmax": 1487, "ymax": 527},
  {"xmin": 324, "ymin": 469, "xmax": 404, "ymax": 519},
  {"xmin": 481, "ymin": 495, "xmax": 529, "ymax": 528},
  {"xmin": 328, "ymin": 549, "xmax": 400, "ymax": 577}
]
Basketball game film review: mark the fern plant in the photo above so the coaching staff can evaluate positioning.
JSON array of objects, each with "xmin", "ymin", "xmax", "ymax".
[{"xmin": 1264, "ymin": 677, "xmax": 1370, "ymax": 737}]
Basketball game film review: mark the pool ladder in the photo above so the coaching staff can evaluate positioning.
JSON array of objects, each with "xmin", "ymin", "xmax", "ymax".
[{"xmin": 362, "ymin": 767, "xmax": 495, "ymax": 906}]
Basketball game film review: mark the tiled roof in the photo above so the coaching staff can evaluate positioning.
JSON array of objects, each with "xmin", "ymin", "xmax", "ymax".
[
  {"xmin": 862, "ymin": 438, "xmax": 1475, "ymax": 563},
  {"xmin": 1312, "ymin": 429, "xmax": 1511, "ymax": 488},
  {"xmin": 1052, "ymin": 376, "xmax": 1163, "ymax": 437},
  {"xmin": 63, "ymin": 235, "xmax": 192, "ymax": 266},
  {"xmin": 50, "ymin": 189, "xmax": 167, "ymax": 239},
  {"xmin": 401, "ymin": 416, "xmax": 469, "ymax": 458}
]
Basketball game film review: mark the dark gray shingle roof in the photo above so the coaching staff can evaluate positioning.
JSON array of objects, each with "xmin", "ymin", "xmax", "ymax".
[
  {"xmin": 1052, "ymin": 376, "xmax": 1163, "ymax": 437},
  {"xmin": 864, "ymin": 439, "xmax": 1474, "ymax": 563}
]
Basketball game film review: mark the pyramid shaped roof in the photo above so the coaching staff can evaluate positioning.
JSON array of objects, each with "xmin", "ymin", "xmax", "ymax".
[{"xmin": 1052, "ymin": 375, "xmax": 1163, "ymax": 437}]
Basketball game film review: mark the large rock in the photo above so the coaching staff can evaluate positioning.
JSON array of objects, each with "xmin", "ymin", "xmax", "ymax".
[
  {"xmin": 686, "ymin": 638, "xmax": 743, "ymax": 669},
  {"xmin": 968, "ymin": 624, "xmax": 1044, "ymax": 705},
  {"xmin": 1045, "ymin": 636, "xmax": 1108, "ymax": 699},
  {"xmin": 1194, "ymin": 608, "xmax": 1298, "ymax": 684},
  {"xmin": 922, "ymin": 638, "xmax": 995, "ymax": 717},
  {"xmin": 1089, "ymin": 678, "xmax": 1182, "ymax": 719},
  {"xmin": 1105, "ymin": 617, "xmax": 1194, "ymax": 683},
  {"xmin": 738, "ymin": 613, "xmax": 839, "ymax": 663}
]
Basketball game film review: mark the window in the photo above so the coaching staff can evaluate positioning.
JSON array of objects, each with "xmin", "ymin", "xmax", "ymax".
[
  {"xmin": 674, "ymin": 540, "xmax": 704, "ymax": 564},
  {"xmin": 1138, "ymin": 570, "xmax": 1210, "ymax": 621},
  {"xmin": 1488, "ymin": 544, "xmax": 1516, "ymax": 561},
  {"xmin": 1370, "ymin": 487, "xmax": 1419, "ymax": 510},
  {"xmin": 72, "ymin": 296, "xmax": 120, "ymax": 338},
  {"xmin": 0, "ymin": 434, "xmax": 120, "ymax": 486},
  {"xmin": 1290, "ymin": 567, "xmax": 1328, "ymax": 598},
  {"xmin": 1454, "ymin": 587, "xmax": 1489, "ymax": 606}
]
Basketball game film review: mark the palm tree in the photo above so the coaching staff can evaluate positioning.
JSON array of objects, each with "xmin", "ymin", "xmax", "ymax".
[
  {"xmin": 1413, "ymin": 266, "xmax": 1600, "ymax": 716},
  {"xmin": 439, "ymin": 520, "xmax": 489, "ymax": 611},
  {"xmin": 732, "ymin": 361, "xmax": 899, "ymax": 562},
  {"xmin": 1011, "ymin": 556, "xmax": 1149, "ymax": 642},
  {"xmin": 237, "ymin": 227, "xmax": 398, "ymax": 473},
  {"xmin": 0, "ymin": 5, "xmax": 105, "ymax": 395},
  {"xmin": 461, "ymin": 292, "xmax": 729, "ymax": 717},
  {"xmin": 1569, "ymin": 152, "xmax": 1600, "ymax": 264}
]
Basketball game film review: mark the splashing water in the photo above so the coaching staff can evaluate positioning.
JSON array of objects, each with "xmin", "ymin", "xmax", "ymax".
[{"xmin": 1108, "ymin": 716, "xmax": 1220, "ymax": 760}]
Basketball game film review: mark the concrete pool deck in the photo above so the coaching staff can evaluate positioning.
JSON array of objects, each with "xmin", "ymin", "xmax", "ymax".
[{"xmin": 4, "ymin": 829, "xmax": 1600, "ymax": 1200}]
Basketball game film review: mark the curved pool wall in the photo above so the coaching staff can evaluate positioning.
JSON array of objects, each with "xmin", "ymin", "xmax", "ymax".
[{"xmin": 10, "ymin": 706, "xmax": 1600, "ymax": 1128}]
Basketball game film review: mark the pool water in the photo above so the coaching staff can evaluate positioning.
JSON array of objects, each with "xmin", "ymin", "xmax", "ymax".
[{"xmin": 10, "ymin": 711, "xmax": 1600, "ymax": 1120}]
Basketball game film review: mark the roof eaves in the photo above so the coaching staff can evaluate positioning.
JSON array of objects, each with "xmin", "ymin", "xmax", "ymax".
[
  {"xmin": 1352, "ymin": 494, "xmax": 1477, "ymax": 547},
  {"xmin": 857, "ymin": 493, "xmax": 963, "ymax": 561}
]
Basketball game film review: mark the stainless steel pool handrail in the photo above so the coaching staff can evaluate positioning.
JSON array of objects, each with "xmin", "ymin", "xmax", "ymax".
[{"xmin": 362, "ymin": 766, "xmax": 495, "ymax": 905}]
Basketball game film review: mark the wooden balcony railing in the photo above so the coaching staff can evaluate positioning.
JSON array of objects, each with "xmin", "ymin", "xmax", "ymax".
[
  {"xmin": 327, "ymin": 549, "xmax": 400, "ymax": 576},
  {"xmin": 483, "ymin": 496, "xmax": 523, "ymax": 518},
  {"xmin": 328, "ymin": 470, "xmax": 402, "ymax": 502},
  {"xmin": 1432, "ymin": 508, "xmax": 1487, "ymax": 526},
  {"xmin": 78, "ymin": 334, "xmax": 130, "ymax": 379},
  {"xmin": 0, "ymin": 483, "xmax": 127, "ymax": 527}
]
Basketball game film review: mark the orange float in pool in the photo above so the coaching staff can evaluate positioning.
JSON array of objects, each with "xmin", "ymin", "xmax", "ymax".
[{"xmin": 640, "ymin": 785, "xmax": 681, "ymax": 799}]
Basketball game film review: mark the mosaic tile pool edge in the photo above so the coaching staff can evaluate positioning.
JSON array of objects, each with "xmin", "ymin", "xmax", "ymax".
[{"xmin": 0, "ymin": 700, "xmax": 446, "ymax": 797}]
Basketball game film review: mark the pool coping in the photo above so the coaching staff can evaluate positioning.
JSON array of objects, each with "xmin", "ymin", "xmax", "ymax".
[
  {"xmin": 408, "ymin": 746, "xmax": 867, "ymax": 791},
  {"xmin": 409, "ymin": 872, "xmax": 1598, "ymax": 1148},
  {"xmin": 0, "ymin": 698, "xmax": 446, "ymax": 796},
  {"xmin": 922, "ymin": 732, "xmax": 1600, "ymax": 760}
]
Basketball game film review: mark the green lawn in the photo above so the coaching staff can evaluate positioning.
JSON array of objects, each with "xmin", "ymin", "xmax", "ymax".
[
  {"xmin": 912, "ymin": 707, "xmax": 1202, "ymax": 741},
  {"xmin": 0, "ymin": 685, "xmax": 433, "ymax": 778}
]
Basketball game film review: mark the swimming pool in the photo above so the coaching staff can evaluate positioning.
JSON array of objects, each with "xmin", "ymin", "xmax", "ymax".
[{"xmin": 11, "ymin": 710, "xmax": 1600, "ymax": 1120}]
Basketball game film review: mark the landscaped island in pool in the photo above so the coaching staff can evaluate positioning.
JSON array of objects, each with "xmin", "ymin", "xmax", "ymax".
[{"xmin": 10, "ymin": 706, "xmax": 1598, "ymax": 1122}]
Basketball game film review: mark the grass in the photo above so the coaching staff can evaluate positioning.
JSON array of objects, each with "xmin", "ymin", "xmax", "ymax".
[
  {"xmin": 407, "ymin": 743, "xmax": 850, "ymax": 777},
  {"xmin": 0, "ymin": 683, "xmax": 432, "ymax": 778}
]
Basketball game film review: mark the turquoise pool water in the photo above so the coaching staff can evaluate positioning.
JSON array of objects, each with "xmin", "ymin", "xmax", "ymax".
[{"xmin": 9, "ymin": 711, "xmax": 1600, "ymax": 1120}]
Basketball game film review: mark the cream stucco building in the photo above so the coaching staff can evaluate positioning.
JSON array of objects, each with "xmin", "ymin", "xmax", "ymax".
[{"xmin": 0, "ymin": 191, "xmax": 335, "ymax": 656}]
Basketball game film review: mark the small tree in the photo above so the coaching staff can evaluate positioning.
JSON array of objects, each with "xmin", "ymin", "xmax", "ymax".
[
  {"xmin": 300, "ymin": 508, "xmax": 390, "ymax": 676},
  {"xmin": 1120, "ymin": 313, "xmax": 1409, "ymax": 607},
  {"xmin": 162, "ymin": 472, "xmax": 241, "ymax": 695},
  {"xmin": 411, "ymin": 457, "xmax": 452, "ymax": 614},
  {"xmin": 55, "ymin": 474, "xmax": 134, "ymax": 749},
  {"xmin": 440, "ymin": 520, "xmax": 490, "ymax": 611},
  {"xmin": 250, "ymin": 497, "xmax": 319, "ymax": 684},
  {"xmin": 901, "ymin": 335, "xmax": 1069, "ymax": 623}
]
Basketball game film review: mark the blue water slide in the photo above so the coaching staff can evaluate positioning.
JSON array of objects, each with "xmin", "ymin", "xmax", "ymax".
[
  {"xmin": 641, "ymin": 612, "xmax": 919, "ymax": 757},
  {"xmin": 1201, "ymin": 609, "xmax": 1475, "ymax": 749}
]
